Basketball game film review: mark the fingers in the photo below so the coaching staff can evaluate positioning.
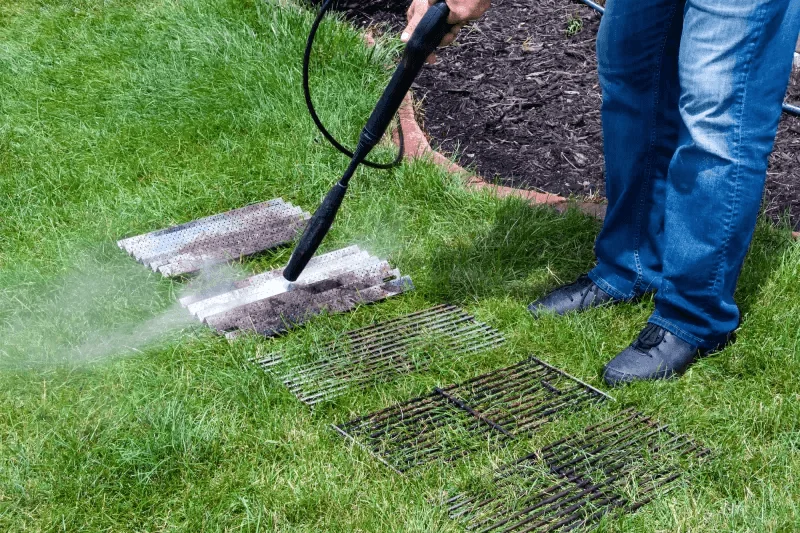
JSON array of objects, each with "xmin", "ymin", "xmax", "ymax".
[
  {"xmin": 440, "ymin": 23, "xmax": 465, "ymax": 46},
  {"xmin": 446, "ymin": 0, "xmax": 491, "ymax": 25},
  {"xmin": 403, "ymin": 0, "xmax": 487, "ymax": 50},
  {"xmin": 422, "ymin": 25, "xmax": 459, "ymax": 63},
  {"xmin": 402, "ymin": 0, "xmax": 428, "ymax": 42}
]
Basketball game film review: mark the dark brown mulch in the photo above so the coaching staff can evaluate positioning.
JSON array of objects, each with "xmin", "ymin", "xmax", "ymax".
[
  {"xmin": 315, "ymin": 0, "xmax": 800, "ymax": 229},
  {"xmin": 769, "ymin": 73, "xmax": 800, "ymax": 228},
  {"xmin": 309, "ymin": 0, "xmax": 409, "ymax": 30}
]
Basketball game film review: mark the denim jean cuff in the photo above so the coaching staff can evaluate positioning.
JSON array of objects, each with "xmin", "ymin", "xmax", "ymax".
[
  {"xmin": 648, "ymin": 312, "xmax": 705, "ymax": 348},
  {"xmin": 587, "ymin": 270, "xmax": 632, "ymax": 301}
]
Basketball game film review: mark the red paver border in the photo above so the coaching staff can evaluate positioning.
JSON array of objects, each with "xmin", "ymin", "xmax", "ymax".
[{"xmin": 394, "ymin": 94, "xmax": 608, "ymax": 220}]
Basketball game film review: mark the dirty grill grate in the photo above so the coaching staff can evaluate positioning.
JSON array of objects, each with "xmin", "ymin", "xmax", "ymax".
[
  {"xmin": 179, "ymin": 245, "xmax": 412, "ymax": 338},
  {"xmin": 257, "ymin": 305, "xmax": 506, "ymax": 406},
  {"xmin": 117, "ymin": 198, "xmax": 310, "ymax": 277},
  {"xmin": 446, "ymin": 408, "xmax": 711, "ymax": 532},
  {"xmin": 334, "ymin": 357, "xmax": 610, "ymax": 473}
]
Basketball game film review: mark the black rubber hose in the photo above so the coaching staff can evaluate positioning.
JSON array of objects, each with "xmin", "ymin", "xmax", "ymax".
[{"xmin": 304, "ymin": 0, "xmax": 404, "ymax": 169}]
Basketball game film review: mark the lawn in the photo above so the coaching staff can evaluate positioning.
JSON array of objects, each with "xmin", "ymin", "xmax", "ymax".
[{"xmin": 1, "ymin": 0, "xmax": 799, "ymax": 531}]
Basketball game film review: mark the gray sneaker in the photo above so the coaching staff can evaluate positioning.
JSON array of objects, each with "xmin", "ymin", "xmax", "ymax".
[
  {"xmin": 602, "ymin": 324, "xmax": 735, "ymax": 387},
  {"xmin": 528, "ymin": 275, "xmax": 620, "ymax": 317}
]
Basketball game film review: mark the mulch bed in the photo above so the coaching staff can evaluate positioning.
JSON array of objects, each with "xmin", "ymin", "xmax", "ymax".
[{"xmin": 314, "ymin": 0, "xmax": 800, "ymax": 229}]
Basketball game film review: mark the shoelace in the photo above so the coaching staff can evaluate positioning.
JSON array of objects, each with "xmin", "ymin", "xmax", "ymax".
[{"xmin": 632, "ymin": 324, "xmax": 666, "ymax": 353}]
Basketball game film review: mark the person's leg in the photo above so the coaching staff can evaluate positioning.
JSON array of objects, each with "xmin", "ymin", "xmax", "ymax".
[
  {"xmin": 528, "ymin": 0, "xmax": 684, "ymax": 317},
  {"xmin": 603, "ymin": 0, "xmax": 800, "ymax": 387},
  {"xmin": 649, "ymin": 0, "xmax": 800, "ymax": 349},
  {"xmin": 588, "ymin": 0, "xmax": 685, "ymax": 300}
]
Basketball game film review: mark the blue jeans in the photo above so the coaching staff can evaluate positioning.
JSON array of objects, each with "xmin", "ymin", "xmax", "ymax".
[{"xmin": 589, "ymin": 0, "xmax": 800, "ymax": 349}]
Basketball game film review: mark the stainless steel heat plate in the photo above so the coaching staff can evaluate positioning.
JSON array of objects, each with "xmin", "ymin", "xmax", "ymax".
[
  {"xmin": 179, "ymin": 245, "xmax": 413, "ymax": 338},
  {"xmin": 117, "ymin": 198, "xmax": 310, "ymax": 277},
  {"xmin": 257, "ymin": 305, "xmax": 506, "ymax": 406}
]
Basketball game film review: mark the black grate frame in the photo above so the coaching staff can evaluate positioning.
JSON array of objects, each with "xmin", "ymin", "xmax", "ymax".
[
  {"xmin": 334, "ymin": 357, "xmax": 610, "ymax": 473},
  {"xmin": 446, "ymin": 408, "xmax": 711, "ymax": 532}
]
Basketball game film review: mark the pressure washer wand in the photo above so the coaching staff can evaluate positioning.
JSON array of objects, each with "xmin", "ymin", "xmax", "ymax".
[{"xmin": 282, "ymin": 1, "xmax": 453, "ymax": 282}]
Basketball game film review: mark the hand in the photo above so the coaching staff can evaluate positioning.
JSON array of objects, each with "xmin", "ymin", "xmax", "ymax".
[{"xmin": 402, "ymin": 0, "xmax": 490, "ymax": 63}]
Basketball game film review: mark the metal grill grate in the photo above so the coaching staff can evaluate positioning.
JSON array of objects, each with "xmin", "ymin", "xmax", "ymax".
[
  {"xmin": 446, "ymin": 408, "xmax": 710, "ymax": 532},
  {"xmin": 179, "ymin": 246, "xmax": 413, "ymax": 338},
  {"xmin": 257, "ymin": 305, "xmax": 506, "ymax": 406},
  {"xmin": 334, "ymin": 358, "xmax": 610, "ymax": 473},
  {"xmin": 117, "ymin": 198, "xmax": 310, "ymax": 277}
]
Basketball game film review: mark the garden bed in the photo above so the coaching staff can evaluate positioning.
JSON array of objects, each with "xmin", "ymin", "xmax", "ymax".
[{"xmin": 321, "ymin": 0, "xmax": 800, "ymax": 229}]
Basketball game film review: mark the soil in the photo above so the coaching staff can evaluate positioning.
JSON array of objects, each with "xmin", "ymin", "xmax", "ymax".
[
  {"xmin": 314, "ymin": 0, "xmax": 409, "ymax": 29},
  {"xmin": 315, "ymin": 0, "xmax": 800, "ymax": 229}
]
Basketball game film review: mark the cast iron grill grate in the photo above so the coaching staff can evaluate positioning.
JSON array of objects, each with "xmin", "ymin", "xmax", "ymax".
[
  {"xmin": 257, "ymin": 304, "xmax": 506, "ymax": 406},
  {"xmin": 446, "ymin": 408, "xmax": 711, "ymax": 532},
  {"xmin": 117, "ymin": 198, "xmax": 310, "ymax": 277},
  {"xmin": 334, "ymin": 357, "xmax": 610, "ymax": 473}
]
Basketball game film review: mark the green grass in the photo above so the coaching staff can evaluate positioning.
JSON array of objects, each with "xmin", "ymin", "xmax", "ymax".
[
  {"xmin": 1, "ymin": 0, "xmax": 799, "ymax": 531},
  {"xmin": 566, "ymin": 13, "xmax": 583, "ymax": 37}
]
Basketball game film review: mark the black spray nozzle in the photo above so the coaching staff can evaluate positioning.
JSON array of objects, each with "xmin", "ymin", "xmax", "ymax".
[
  {"xmin": 283, "ymin": 1, "xmax": 452, "ymax": 283},
  {"xmin": 283, "ymin": 180, "xmax": 348, "ymax": 282}
]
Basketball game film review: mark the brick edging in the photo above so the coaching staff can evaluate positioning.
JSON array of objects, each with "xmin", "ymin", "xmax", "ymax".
[{"xmin": 395, "ymin": 94, "xmax": 609, "ymax": 220}]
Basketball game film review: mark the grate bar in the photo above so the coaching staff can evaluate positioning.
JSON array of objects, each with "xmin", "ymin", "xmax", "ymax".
[
  {"xmin": 332, "ymin": 319, "xmax": 496, "ymax": 360},
  {"xmin": 483, "ymin": 431, "xmax": 674, "ymax": 532},
  {"xmin": 335, "ymin": 358, "xmax": 609, "ymax": 472},
  {"xmin": 299, "ymin": 331, "xmax": 500, "ymax": 387},
  {"xmin": 332, "ymin": 423, "xmax": 406, "ymax": 477},
  {"xmin": 453, "ymin": 433, "xmax": 694, "ymax": 531},
  {"xmin": 285, "ymin": 328, "xmax": 502, "ymax": 391},
  {"xmin": 537, "ymin": 407, "xmax": 641, "ymax": 459},
  {"xmin": 363, "ymin": 370, "xmax": 580, "ymax": 452},
  {"xmin": 446, "ymin": 414, "xmax": 660, "ymax": 520},
  {"xmin": 343, "ymin": 305, "xmax": 464, "ymax": 343},
  {"xmin": 281, "ymin": 319, "xmax": 495, "ymax": 383},
  {"xmin": 259, "ymin": 306, "xmax": 505, "ymax": 405},
  {"xmin": 447, "ymin": 409, "xmax": 710, "ymax": 532},
  {"xmin": 340, "ymin": 304, "xmax": 457, "ymax": 338},
  {"xmin": 255, "ymin": 306, "xmax": 466, "ymax": 368},
  {"xmin": 284, "ymin": 335, "xmax": 502, "ymax": 389},
  {"xmin": 513, "ymin": 465, "xmax": 681, "ymax": 533},
  {"xmin": 363, "ymin": 366, "xmax": 563, "ymax": 440},
  {"xmin": 296, "ymin": 337, "xmax": 506, "ymax": 405},
  {"xmin": 501, "ymin": 390, "xmax": 600, "ymax": 434},
  {"xmin": 435, "ymin": 387, "xmax": 513, "ymax": 437},
  {"xmin": 289, "ymin": 331, "xmax": 500, "ymax": 386}
]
